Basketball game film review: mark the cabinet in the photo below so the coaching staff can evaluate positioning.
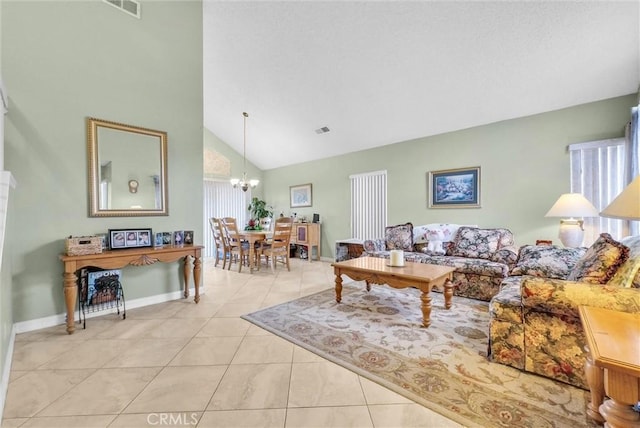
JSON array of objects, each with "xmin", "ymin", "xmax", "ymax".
[{"xmin": 290, "ymin": 223, "xmax": 321, "ymax": 262}]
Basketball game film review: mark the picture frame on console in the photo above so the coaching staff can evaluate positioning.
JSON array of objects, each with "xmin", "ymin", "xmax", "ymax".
[
  {"xmin": 428, "ymin": 166, "xmax": 481, "ymax": 209},
  {"xmin": 108, "ymin": 228, "xmax": 153, "ymax": 249},
  {"xmin": 290, "ymin": 183, "xmax": 312, "ymax": 208}
]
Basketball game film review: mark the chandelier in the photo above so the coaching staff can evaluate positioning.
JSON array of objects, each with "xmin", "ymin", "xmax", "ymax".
[{"xmin": 230, "ymin": 112, "xmax": 259, "ymax": 192}]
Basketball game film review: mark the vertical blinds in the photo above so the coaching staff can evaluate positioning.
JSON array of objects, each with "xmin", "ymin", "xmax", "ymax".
[{"xmin": 350, "ymin": 170, "xmax": 387, "ymax": 241}]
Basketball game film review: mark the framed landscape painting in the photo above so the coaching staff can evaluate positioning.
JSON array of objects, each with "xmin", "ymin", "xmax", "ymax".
[
  {"xmin": 290, "ymin": 183, "xmax": 312, "ymax": 208},
  {"xmin": 428, "ymin": 167, "xmax": 481, "ymax": 208}
]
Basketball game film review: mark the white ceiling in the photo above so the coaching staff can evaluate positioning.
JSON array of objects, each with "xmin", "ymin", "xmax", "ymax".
[{"xmin": 203, "ymin": 1, "xmax": 640, "ymax": 171}]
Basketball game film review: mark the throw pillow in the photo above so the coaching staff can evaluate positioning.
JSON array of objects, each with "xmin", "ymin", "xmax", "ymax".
[
  {"xmin": 451, "ymin": 227, "xmax": 503, "ymax": 260},
  {"xmin": 511, "ymin": 245, "xmax": 587, "ymax": 279},
  {"xmin": 567, "ymin": 233, "xmax": 629, "ymax": 284},
  {"xmin": 609, "ymin": 235, "xmax": 640, "ymax": 288},
  {"xmin": 385, "ymin": 222, "xmax": 414, "ymax": 251}
]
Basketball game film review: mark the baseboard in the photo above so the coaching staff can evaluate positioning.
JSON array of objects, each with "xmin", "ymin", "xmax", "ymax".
[
  {"xmin": 0, "ymin": 324, "xmax": 16, "ymax": 423},
  {"xmin": 14, "ymin": 286, "xmax": 203, "ymax": 334}
]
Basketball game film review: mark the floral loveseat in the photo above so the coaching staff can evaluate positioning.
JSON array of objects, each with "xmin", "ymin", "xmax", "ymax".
[
  {"xmin": 363, "ymin": 223, "xmax": 519, "ymax": 301},
  {"xmin": 489, "ymin": 234, "xmax": 640, "ymax": 389}
]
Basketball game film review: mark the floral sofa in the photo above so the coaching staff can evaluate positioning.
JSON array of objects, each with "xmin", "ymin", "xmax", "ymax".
[
  {"xmin": 489, "ymin": 234, "xmax": 640, "ymax": 389},
  {"xmin": 363, "ymin": 223, "xmax": 519, "ymax": 301}
]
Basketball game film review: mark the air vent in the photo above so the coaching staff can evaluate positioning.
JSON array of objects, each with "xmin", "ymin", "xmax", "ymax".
[
  {"xmin": 103, "ymin": 0, "xmax": 141, "ymax": 19},
  {"xmin": 315, "ymin": 126, "xmax": 330, "ymax": 134}
]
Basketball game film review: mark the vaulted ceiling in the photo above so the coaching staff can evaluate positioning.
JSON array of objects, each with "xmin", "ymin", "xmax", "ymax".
[{"xmin": 203, "ymin": 1, "xmax": 640, "ymax": 170}]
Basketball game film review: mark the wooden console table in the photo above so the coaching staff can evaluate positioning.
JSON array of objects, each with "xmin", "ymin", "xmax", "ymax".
[
  {"xmin": 59, "ymin": 245, "xmax": 203, "ymax": 334},
  {"xmin": 579, "ymin": 305, "xmax": 640, "ymax": 428}
]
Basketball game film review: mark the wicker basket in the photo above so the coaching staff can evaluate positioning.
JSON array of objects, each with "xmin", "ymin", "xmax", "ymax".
[{"xmin": 66, "ymin": 236, "xmax": 103, "ymax": 256}]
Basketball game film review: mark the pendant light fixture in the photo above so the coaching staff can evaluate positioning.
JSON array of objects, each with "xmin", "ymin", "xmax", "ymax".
[{"xmin": 230, "ymin": 112, "xmax": 259, "ymax": 192}]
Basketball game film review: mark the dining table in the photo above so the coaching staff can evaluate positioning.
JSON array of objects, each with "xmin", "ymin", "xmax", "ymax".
[{"xmin": 239, "ymin": 229, "xmax": 272, "ymax": 273}]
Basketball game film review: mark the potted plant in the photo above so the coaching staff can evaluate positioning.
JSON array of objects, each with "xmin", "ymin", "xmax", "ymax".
[{"xmin": 246, "ymin": 197, "xmax": 273, "ymax": 230}]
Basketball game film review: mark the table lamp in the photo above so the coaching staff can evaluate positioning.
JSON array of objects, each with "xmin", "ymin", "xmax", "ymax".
[
  {"xmin": 545, "ymin": 193, "xmax": 599, "ymax": 247},
  {"xmin": 599, "ymin": 175, "xmax": 640, "ymax": 221}
]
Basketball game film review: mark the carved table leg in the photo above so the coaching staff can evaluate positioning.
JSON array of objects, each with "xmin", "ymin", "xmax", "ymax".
[
  {"xmin": 183, "ymin": 256, "xmax": 191, "ymax": 299},
  {"xmin": 193, "ymin": 255, "xmax": 201, "ymax": 303},
  {"xmin": 63, "ymin": 272, "xmax": 78, "ymax": 335},
  {"xmin": 443, "ymin": 278, "xmax": 454, "ymax": 310},
  {"xmin": 420, "ymin": 291, "xmax": 432, "ymax": 328},
  {"xmin": 335, "ymin": 274, "xmax": 343, "ymax": 303},
  {"xmin": 584, "ymin": 346, "xmax": 606, "ymax": 423}
]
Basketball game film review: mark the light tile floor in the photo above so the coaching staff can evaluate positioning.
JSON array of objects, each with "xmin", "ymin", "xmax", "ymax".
[{"xmin": 2, "ymin": 258, "xmax": 461, "ymax": 428}]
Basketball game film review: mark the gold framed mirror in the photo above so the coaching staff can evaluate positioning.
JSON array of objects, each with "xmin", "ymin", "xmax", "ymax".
[{"xmin": 87, "ymin": 117, "xmax": 168, "ymax": 217}]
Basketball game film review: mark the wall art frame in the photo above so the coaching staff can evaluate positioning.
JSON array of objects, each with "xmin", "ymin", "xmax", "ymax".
[
  {"xmin": 290, "ymin": 183, "xmax": 313, "ymax": 208},
  {"xmin": 428, "ymin": 166, "xmax": 481, "ymax": 208},
  {"xmin": 108, "ymin": 228, "xmax": 153, "ymax": 249}
]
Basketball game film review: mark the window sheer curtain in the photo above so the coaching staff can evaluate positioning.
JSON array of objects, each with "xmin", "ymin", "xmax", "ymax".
[
  {"xmin": 203, "ymin": 179, "xmax": 250, "ymax": 257},
  {"xmin": 626, "ymin": 105, "xmax": 639, "ymax": 236}
]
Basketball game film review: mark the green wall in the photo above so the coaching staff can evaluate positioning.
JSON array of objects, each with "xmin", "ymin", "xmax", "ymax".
[
  {"xmin": 261, "ymin": 95, "xmax": 637, "ymax": 256},
  {"xmin": 3, "ymin": 0, "xmax": 203, "ymax": 324}
]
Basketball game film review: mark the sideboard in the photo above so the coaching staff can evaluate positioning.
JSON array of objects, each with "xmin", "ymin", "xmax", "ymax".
[
  {"xmin": 59, "ymin": 245, "xmax": 203, "ymax": 334},
  {"xmin": 290, "ymin": 223, "xmax": 321, "ymax": 261}
]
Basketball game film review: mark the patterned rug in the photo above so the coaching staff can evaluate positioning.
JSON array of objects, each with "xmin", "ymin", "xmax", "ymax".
[{"xmin": 242, "ymin": 282, "xmax": 595, "ymax": 428}]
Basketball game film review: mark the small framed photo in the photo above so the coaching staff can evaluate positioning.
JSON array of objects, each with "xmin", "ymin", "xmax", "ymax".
[
  {"xmin": 173, "ymin": 230, "xmax": 184, "ymax": 246},
  {"xmin": 162, "ymin": 232, "xmax": 172, "ymax": 245},
  {"xmin": 290, "ymin": 183, "xmax": 312, "ymax": 208},
  {"xmin": 428, "ymin": 166, "xmax": 481, "ymax": 209},
  {"xmin": 183, "ymin": 230, "xmax": 194, "ymax": 245},
  {"xmin": 154, "ymin": 232, "xmax": 164, "ymax": 248},
  {"xmin": 109, "ymin": 228, "xmax": 153, "ymax": 249}
]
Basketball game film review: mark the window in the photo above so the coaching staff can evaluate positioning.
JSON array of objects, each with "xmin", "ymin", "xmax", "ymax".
[
  {"xmin": 203, "ymin": 180, "xmax": 250, "ymax": 257},
  {"xmin": 350, "ymin": 170, "xmax": 387, "ymax": 240},
  {"xmin": 569, "ymin": 138, "xmax": 627, "ymax": 244}
]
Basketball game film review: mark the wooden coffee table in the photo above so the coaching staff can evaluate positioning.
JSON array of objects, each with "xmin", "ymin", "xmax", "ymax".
[{"xmin": 331, "ymin": 256, "xmax": 455, "ymax": 328}]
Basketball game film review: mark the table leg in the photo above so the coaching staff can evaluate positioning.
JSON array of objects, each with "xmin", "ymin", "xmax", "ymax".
[
  {"xmin": 183, "ymin": 256, "xmax": 191, "ymax": 299},
  {"xmin": 63, "ymin": 272, "xmax": 78, "ymax": 334},
  {"xmin": 193, "ymin": 255, "xmax": 201, "ymax": 304},
  {"xmin": 443, "ymin": 278, "xmax": 453, "ymax": 310},
  {"xmin": 584, "ymin": 348, "xmax": 606, "ymax": 423},
  {"xmin": 366, "ymin": 281, "xmax": 371, "ymax": 292},
  {"xmin": 249, "ymin": 242, "xmax": 255, "ymax": 273},
  {"xmin": 335, "ymin": 274, "xmax": 343, "ymax": 303},
  {"xmin": 420, "ymin": 290, "xmax": 432, "ymax": 328},
  {"xmin": 599, "ymin": 370, "xmax": 640, "ymax": 428}
]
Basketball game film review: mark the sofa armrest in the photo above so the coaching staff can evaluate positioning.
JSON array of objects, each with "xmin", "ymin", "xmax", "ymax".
[
  {"xmin": 491, "ymin": 245, "xmax": 519, "ymax": 266},
  {"xmin": 522, "ymin": 277, "xmax": 640, "ymax": 318},
  {"xmin": 363, "ymin": 239, "xmax": 386, "ymax": 252}
]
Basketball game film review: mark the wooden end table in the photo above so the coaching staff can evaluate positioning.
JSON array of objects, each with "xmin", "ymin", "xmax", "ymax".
[
  {"xmin": 579, "ymin": 305, "xmax": 640, "ymax": 428},
  {"xmin": 331, "ymin": 256, "xmax": 455, "ymax": 328}
]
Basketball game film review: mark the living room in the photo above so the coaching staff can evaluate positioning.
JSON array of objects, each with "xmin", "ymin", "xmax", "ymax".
[{"xmin": 1, "ymin": 0, "xmax": 639, "ymax": 426}]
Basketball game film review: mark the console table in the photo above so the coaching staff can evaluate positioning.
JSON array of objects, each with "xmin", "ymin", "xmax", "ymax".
[{"xmin": 59, "ymin": 245, "xmax": 203, "ymax": 334}]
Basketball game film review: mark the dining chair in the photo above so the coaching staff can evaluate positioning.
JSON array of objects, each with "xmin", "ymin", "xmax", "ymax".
[
  {"xmin": 221, "ymin": 217, "xmax": 250, "ymax": 272},
  {"xmin": 259, "ymin": 216, "xmax": 293, "ymax": 273},
  {"xmin": 209, "ymin": 217, "xmax": 231, "ymax": 269}
]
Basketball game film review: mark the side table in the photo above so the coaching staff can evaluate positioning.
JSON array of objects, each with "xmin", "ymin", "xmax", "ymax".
[
  {"xmin": 335, "ymin": 238, "xmax": 364, "ymax": 262},
  {"xmin": 579, "ymin": 306, "xmax": 640, "ymax": 428}
]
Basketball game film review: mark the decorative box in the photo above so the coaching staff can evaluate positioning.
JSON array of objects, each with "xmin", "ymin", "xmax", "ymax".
[{"xmin": 65, "ymin": 236, "xmax": 103, "ymax": 256}]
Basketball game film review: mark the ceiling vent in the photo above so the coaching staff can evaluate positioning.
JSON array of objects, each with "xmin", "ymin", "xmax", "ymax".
[
  {"xmin": 315, "ymin": 126, "xmax": 330, "ymax": 135},
  {"xmin": 103, "ymin": 0, "xmax": 141, "ymax": 19}
]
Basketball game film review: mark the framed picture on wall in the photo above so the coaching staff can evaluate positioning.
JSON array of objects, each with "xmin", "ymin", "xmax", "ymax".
[
  {"xmin": 290, "ymin": 183, "xmax": 312, "ymax": 208},
  {"xmin": 428, "ymin": 167, "xmax": 481, "ymax": 208}
]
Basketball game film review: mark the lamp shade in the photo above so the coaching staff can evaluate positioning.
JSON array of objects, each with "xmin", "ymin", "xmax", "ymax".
[
  {"xmin": 545, "ymin": 193, "xmax": 599, "ymax": 218},
  {"xmin": 600, "ymin": 175, "xmax": 640, "ymax": 220}
]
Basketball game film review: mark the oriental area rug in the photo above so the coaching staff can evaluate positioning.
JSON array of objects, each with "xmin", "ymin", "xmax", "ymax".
[{"xmin": 242, "ymin": 282, "xmax": 596, "ymax": 428}]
